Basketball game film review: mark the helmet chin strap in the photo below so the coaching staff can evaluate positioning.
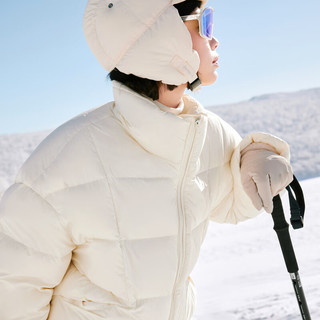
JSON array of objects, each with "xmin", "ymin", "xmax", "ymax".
[{"xmin": 188, "ymin": 76, "xmax": 202, "ymax": 91}]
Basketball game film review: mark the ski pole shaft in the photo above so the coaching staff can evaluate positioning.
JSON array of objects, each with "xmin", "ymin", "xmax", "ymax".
[
  {"xmin": 290, "ymin": 271, "xmax": 311, "ymax": 320},
  {"xmin": 272, "ymin": 194, "xmax": 312, "ymax": 320}
]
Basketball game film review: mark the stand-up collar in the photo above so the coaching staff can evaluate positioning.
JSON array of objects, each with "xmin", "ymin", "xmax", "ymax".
[
  {"xmin": 154, "ymin": 99, "xmax": 184, "ymax": 115},
  {"xmin": 112, "ymin": 81, "xmax": 207, "ymax": 165}
]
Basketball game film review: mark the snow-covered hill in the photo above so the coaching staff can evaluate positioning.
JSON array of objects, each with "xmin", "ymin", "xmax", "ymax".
[
  {"xmin": 207, "ymin": 87, "xmax": 320, "ymax": 180},
  {"xmin": 0, "ymin": 130, "xmax": 50, "ymax": 196},
  {"xmin": 191, "ymin": 176, "xmax": 320, "ymax": 320}
]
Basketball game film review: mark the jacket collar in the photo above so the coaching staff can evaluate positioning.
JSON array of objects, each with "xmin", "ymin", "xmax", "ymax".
[{"xmin": 112, "ymin": 81, "xmax": 207, "ymax": 165}]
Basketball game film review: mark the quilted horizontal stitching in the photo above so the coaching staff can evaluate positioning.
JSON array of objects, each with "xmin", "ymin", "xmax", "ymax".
[
  {"xmin": 198, "ymin": 160, "xmax": 229, "ymax": 176},
  {"xmin": 0, "ymin": 227, "xmax": 72, "ymax": 260},
  {"xmin": 45, "ymin": 177, "xmax": 108, "ymax": 196},
  {"xmin": 74, "ymin": 233, "xmax": 177, "ymax": 244},
  {"xmin": 118, "ymin": 234, "xmax": 177, "ymax": 242},
  {"xmin": 135, "ymin": 292, "xmax": 172, "ymax": 302},
  {"xmin": 113, "ymin": 176, "xmax": 173, "ymax": 180}
]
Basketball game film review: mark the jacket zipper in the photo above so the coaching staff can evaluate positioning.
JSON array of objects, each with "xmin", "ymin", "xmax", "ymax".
[{"xmin": 169, "ymin": 117, "xmax": 200, "ymax": 320}]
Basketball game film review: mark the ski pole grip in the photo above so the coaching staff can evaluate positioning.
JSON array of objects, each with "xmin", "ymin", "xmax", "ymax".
[{"xmin": 271, "ymin": 194, "xmax": 299, "ymax": 273}]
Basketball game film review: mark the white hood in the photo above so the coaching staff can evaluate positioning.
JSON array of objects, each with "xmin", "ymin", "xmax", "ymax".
[{"xmin": 83, "ymin": 0, "xmax": 202, "ymax": 85}]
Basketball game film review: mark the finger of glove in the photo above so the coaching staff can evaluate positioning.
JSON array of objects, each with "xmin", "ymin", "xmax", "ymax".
[
  {"xmin": 254, "ymin": 174, "xmax": 274, "ymax": 213},
  {"xmin": 242, "ymin": 176, "xmax": 263, "ymax": 211},
  {"xmin": 280, "ymin": 161, "xmax": 294, "ymax": 194},
  {"xmin": 269, "ymin": 158, "xmax": 294, "ymax": 196},
  {"xmin": 273, "ymin": 170, "xmax": 294, "ymax": 195}
]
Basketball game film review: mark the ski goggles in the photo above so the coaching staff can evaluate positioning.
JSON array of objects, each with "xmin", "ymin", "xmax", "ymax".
[{"xmin": 181, "ymin": 7, "xmax": 214, "ymax": 40}]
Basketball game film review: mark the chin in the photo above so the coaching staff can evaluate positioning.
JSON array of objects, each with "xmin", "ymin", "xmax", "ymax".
[{"xmin": 199, "ymin": 71, "xmax": 218, "ymax": 86}]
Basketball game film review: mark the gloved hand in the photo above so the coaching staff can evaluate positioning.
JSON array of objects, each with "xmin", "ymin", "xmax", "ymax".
[{"xmin": 240, "ymin": 142, "xmax": 293, "ymax": 213}]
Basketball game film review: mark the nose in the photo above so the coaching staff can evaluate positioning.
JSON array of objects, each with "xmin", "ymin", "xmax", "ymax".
[{"xmin": 210, "ymin": 37, "xmax": 219, "ymax": 50}]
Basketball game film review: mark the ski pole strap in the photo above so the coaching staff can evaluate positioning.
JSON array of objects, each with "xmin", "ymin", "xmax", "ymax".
[
  {"xmin": 271, "ymin": 175, "xmax": 305, "ymax": 273},
  {"xmin": 286, "ymin": 175, "xmax": 305, "ymax": 229}
]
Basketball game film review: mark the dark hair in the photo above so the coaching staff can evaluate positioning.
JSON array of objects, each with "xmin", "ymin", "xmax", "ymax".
[
  {"xmin": 108, "ymin": 1, "xmax": 202, "ymax": 100},
  {"xmin": 174, "ymin": 0, "xmax": 202, "ymax": 16}
]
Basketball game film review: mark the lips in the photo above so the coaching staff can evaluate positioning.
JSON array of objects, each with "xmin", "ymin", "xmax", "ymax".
[{"xmin": 212, "ymin": 56, "xmax": 219, "ymax": 63}]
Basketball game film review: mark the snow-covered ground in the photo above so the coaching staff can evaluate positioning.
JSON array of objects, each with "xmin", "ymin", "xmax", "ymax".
[
  {"xmin": 0, "ymin": 87, "xmax": 319, "ymax": 319},
  {"xmin": 192, "ymin": 176, "xmax": 320, "ymax": 319}
]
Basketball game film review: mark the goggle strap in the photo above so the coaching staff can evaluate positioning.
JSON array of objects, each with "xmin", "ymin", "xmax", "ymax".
[
  {"xmin": 189, "ymin": 77, "xmax": 202, "ymax": 91},
  {"xmin": 181, "ymin": 14, "xmax": 201, "ymax": 22}
]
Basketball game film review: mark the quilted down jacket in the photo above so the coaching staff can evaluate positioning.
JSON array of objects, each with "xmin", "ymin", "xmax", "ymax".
[{"xmin": 0, "ymin": 81, "xmax": 290, "ymax": 319}]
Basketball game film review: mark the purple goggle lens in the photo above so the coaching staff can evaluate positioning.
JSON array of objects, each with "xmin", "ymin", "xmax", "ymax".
[
  {"xmin": 201, "ymin": 7, "xmax": 214, "ymax": 39},
  {"xmin": 181, "ymin": 7, "xmax": 214, "ymax": 40}
]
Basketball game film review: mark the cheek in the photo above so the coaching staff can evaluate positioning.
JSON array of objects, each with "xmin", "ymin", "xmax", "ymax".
[
  {"xmin": 196, "ymin": 42, "xmax": 218, "ymax": 85},
  {"xmin": 192, "ymin": 36, "xmax": 212, "ymax": 65},
  {"xmin": 189, "ymin": 30, "xmax": 217, "ymax": 85}
]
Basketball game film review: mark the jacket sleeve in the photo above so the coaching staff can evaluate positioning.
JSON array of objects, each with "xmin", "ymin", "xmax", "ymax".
[
  {"xmin": 207, "ymin": 112, "xmax": 290, "ymax": 224},
  {"xmin": 0, "ymin": 183, "xmax": 75, "ymax": 319}
]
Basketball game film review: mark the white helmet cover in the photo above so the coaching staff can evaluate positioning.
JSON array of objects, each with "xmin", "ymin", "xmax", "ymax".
[{"xmin": 83, "ymin": 0, "xmax": 202, "ymax": 85}]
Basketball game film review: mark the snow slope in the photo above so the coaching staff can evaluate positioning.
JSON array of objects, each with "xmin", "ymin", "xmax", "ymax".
[
  {"xmin": 207, "ymin": 87, "xmax": 320, "ymax": 180},
  {"xmin": 0, "ymin": 130, "xmax": 50, "ymax": 196},
  {"xmin": 191, "ymin": 176, "xmax": 320, "ymax": 319}
]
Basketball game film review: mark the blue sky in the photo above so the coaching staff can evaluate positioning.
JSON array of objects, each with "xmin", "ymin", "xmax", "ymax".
[{"xmin": 1, "ymin": 0, "xmax": 319, "ymax": 134}]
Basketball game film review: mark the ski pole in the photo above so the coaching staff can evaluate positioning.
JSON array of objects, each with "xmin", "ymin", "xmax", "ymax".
[{"xmin": 271, "ymin": 176, "xmax": 311, "ymax": 320}]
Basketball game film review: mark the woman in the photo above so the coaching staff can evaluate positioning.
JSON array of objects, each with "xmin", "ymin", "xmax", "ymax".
[{"xmin": 0, "ymin": 0, "xmax": 293, "ymax": 319}]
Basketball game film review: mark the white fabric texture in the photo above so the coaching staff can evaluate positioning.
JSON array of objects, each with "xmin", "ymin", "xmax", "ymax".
[
  {"xmin": 0, "ymin": 81, "xmax": 290, "ymax": 320},
  {"xmin": 83, "ymin": 0, "xmax": 200, "ymax": 85}
]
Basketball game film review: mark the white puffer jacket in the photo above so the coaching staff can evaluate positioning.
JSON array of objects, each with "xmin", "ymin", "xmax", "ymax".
[{"xmin": 0, "ymin": 81, "xmax": 290, "ymax": 320}]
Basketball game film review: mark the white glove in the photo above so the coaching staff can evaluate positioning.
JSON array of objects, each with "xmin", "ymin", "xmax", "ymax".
[{"xmin": 240, "ymin": 142, "xmax": 293, "ymax": 213}]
